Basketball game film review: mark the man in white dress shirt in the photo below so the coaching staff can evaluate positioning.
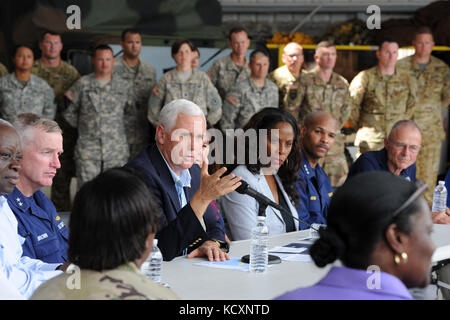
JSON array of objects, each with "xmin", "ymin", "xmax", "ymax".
[{"xmin": 0, "ymin": 120, "xmax": 61, "ymax": 299}]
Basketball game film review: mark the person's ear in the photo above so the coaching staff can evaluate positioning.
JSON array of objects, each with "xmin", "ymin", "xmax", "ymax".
[
  {"xmin": 156, "ymin": 125, "xmax": 166, "ymax": 145},
  {"xmin": 384, "ymin": 223, "xmax": 409, "ymax": 256}
]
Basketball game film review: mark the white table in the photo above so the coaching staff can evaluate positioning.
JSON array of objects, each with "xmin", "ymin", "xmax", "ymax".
[{"xmin": 162, "ymin": 224, "xmax": 450, "ymax": 300}]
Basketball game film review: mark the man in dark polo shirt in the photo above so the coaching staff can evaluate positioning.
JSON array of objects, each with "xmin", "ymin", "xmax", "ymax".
[{"xmin": 348, "ymin": 120, "xmax": 421, "ymax": 182}]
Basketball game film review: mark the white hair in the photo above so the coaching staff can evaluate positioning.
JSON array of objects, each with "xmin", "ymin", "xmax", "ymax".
[{"xmin": 158, "ymin": 99, "xmax": 206, "ymax": 131}]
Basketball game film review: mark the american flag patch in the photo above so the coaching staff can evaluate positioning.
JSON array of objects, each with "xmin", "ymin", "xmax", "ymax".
[{"xmin": 226, "ymin": 95, "xmax": 238, "ymax": 106}]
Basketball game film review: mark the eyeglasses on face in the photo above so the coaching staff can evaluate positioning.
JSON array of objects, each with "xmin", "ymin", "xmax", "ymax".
[{"xmin": 389, "ymin": 140, "xmax": 421, "ymax": 154}]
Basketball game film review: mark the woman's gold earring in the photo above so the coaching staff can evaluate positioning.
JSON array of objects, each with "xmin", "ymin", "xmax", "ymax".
[
  {"xmin": 394, "ymin": 252, "xmax": 408, "ymax": 265},
  {"xmin": 401, "ymin": 252, "xmax": 408, "ymax": 263}
]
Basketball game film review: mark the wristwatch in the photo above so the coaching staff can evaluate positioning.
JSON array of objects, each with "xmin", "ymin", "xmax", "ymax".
[{"xmin": 211, "ymin": 239, "xmax": 230, "ymax": 253}]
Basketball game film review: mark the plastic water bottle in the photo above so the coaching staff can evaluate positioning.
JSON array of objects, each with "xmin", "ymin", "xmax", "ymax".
[
  {"xmin": 250, "ymin": 216, "xmax": 269, "ymax": 273},
  {"xmin": 141, "ymin": 239, "xmax": 163, "ymax": 283},
  {"xmin": 432, "ymin": 181, "xmax": 447, "ymax": 213}
]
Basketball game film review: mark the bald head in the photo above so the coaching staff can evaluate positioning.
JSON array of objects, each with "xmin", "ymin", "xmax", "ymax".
[
  {"xmin": 388, "ymin": 120, "xmax": 421, "ymax": 142},
  {"xmin": 282, "ymin": 42, "xmax": 304, "ymax": 76},
  {"xmin": 0, "ymin": 120, "xmax": 22, "ymax": 194},
  {"xmin": 303, "ymin": 111, "xmax": 337, "ymax": 131},
  {"xmin": 301, "ymin": 111, "xmax": 337, "ymax": 165}
]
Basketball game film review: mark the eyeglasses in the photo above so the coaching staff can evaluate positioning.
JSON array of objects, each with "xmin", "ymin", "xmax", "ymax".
[
  {"xmin": 391, "ymin": 180, "xmax": 428, "ymax": 218},
  {"xmin": 287, "ymin": 53, "xmax": 303, "ymax": 58},
  {"xmin": 389, "ymin": 140, "xmax": 421, "ymax": 154}
]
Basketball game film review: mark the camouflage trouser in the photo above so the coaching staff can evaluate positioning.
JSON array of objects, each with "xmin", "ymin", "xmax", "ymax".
[
  {"xmin": 416, "ymin": 137, "xmax": 443, "ymax": 205},
  {"xmin": 75, "ymin": 158, "xmax": 128, "ymax": 190},
  {"xmin": 322, "ymin": 152, "xmax": 349, "ymax": 188},
  {"xmin": 320, "ymin": 133, "xmax": 349, "ymax": 188},
  {"xmin": 51, "ymin": 115, "xmax": 77, "ymax": 212}
]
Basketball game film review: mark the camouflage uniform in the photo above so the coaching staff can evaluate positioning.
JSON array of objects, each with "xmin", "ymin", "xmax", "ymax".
[
  {"xmin": 63, "ymin": 73, "xmax": 133, "ymax": 188},
  {"xmin": 114, "ymin": 57, "xmax": 156, "ymax": 159},
  {"xmin": 31, "ymin": 59, "xmax": 80, "ymax": 212},
  {"xmin": 0, "ymin": 73, "xmax": 56, "ymax": 122},
  {"xmin": 148, "ymin": 68, "xmax": 221, "ymax": 126},
  {"xmin": 206, "ymin": 54, "xmax": 250, "ymax": 100},
  {"xmin": 268, "ymin": 65, "xmax": 306, "ymax": 110},
  {"xmin": 0, "ymin": 63, "xmax": 8, "ymax": 77},
  {"xmin": 30, "ymin": 262, "xmax": 180, "ymax": 300},
  {"xmin": 397, "ymin": 55, "xmax": 450, "ymax": 203},
  {"xmin": 220, "ymin": 77, "xmax": 279, "ymax": 130},
  {"xmin": 348, "ymin": 66, "xmax": 416, "ymax": 154},
  {"xmin": 285, "ymin": 68, "xmax": 351, "ymax": 187}
]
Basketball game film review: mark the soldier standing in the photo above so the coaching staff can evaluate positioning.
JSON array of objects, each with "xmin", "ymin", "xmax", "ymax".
[
  {"xmin": 114, "ymin": 28, "xmax": 157, "ymax": 159},
  {"xmin": 148, "ymin": 39, "xmax": 221, "ymax": 127},
  {"xmin": 397, "ymin": 26, "xmax": 450, "ymax": 204},
  {"xmin": 220, "ymin": 49, "xmax": 278, "ymax": 130},
  {"xmin": 349, "ymin": 38, "xmax": 416, "ymax": 155},
  {"xmin": 63, "ymin": 45, "xmax": 132, "ymax": 187},
  {"xmin": 268, "ymin": 42, "xmax": 306, "ymax": 110},
  {"xmin": 285, "ymin": 41, "xmax": 350, "ymax": 187},
  {"xmin": 206, "ymin": 27, "xmax": 251, "ymax": 100},
  {"xmin": 0, "ymin": 45, "xmax": 56, "ymax": 122},
  {"xmin": 31, "ymin": 31, "xmax": 80, "ymax": 212}
]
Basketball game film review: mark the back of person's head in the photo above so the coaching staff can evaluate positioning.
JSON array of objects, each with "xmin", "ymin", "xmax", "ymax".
[
  {"xmin": 12, "ymin": 113, "xmax": 61, "ymax": 148},
  {"xmin": 68, "ymin": 167, "xmax": 161, "ymax": 271},
  {"xmin": 310, "ymin": 171, "xmax": 424, "ymax": 269},
  {"xmin": 158, "ymin": 99, "xmax": 205, "ymax": 132}
]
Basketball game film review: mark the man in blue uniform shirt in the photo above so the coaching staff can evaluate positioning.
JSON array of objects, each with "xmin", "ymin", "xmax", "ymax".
[
  {"xmin": 296, "ymin": 111, "xmax": 336, "ymax": 227},
  {"xmin": 0, "ymin": 119, "xmax": 62, "ymax": 299},
  {"xmin": 348, "ymin": 120, "xmax": 421, "ymax": 182},
  {"xmin": 7, "ymin": 113, "xmax": 68, "ymax": 264}
]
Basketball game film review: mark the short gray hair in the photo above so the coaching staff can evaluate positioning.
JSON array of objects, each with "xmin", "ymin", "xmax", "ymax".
[
  {"xmin": 12, "ymin": 113, "xmax": 62, "ymax": 147},
  {"xmin": 388, "ymin": 120, "xmax": 421, "ymax": 141},
  {"xmin": 158, "ymin": 99, "xmax": 206, "ymax": 132}
]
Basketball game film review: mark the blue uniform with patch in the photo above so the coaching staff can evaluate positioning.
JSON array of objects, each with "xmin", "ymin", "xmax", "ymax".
[
  {"xmin": 296, "ymin": 152, "xmax": 333, "ymax": 228},
  {"xmin": 7, "ymin": 188, "xmax": 69, "ymax": 264},
  {"xmin": 347, "ymin": 148, "xmax": 416, "ymax": 182}
]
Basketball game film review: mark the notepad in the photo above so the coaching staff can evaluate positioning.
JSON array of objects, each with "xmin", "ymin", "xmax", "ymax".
[{"xmin": 194, "ymin": 258, "xmax": 250, "ymax": 271}]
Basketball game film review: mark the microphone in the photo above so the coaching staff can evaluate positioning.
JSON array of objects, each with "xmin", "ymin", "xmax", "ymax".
[{"xmin": 235, "ymin": 180, "xmax": 318, "ymax": 231}]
